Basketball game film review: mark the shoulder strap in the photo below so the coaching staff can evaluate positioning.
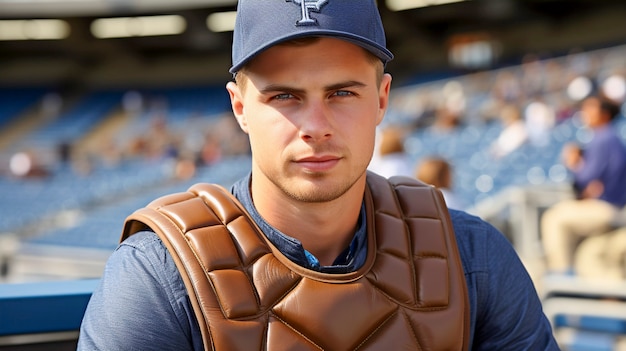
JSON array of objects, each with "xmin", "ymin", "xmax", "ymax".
[
  {"xmin": 366, "ymin": 172, "xmax": 470, "ymax": 351},
  {"xmin": 121, "ymin": 182, "xmax": 265, "ymax": 349}
]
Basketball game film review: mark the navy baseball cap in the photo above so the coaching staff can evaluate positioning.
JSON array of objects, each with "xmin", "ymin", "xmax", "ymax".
[{"xmin": 230, "ymin": 0, "xmax": 394, "ymax": 74}]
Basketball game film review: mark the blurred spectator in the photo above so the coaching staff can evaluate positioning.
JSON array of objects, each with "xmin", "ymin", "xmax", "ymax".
[
  {"xmin": 198, "ymin": 132, "xmax": 222, "ymax": 166},
  {"xmin": 368, "ymin": 126, "xmax": 413, "ymax": 178},
  {"xmin": 541, "ymin": 95, "xmax": 626, "ymax": 276},
  {"xmin": 524, "ymin": 98, "xmax": 555, "ymax": 147},
  {"xmin": 146, "ymin": 116, "xmax": 179, "ymax": 160},
  {"xmin": 126, "ymin": 115, "xmax": 181, "ymax": 161},
  {"xmin": 489, "ymin": 104, "xmax": 528, "ymax": 159},
  {"xmin": 479, "ymin": 70, "xmax": 519, "ymax": 124},
  {"xmin": 213, "ymin": 114, "xmax": 251, "ymax": 157},
  {"xmin": 174, "ymin": 155, "xmax": 197, "ymax": 181},
  {"xmin": 415, "ymin": 156, "xmax": 466, "ymax": 210},
  {"xmin": 430, "ymin": 105, "xmax": 463, "ymax": 135}
]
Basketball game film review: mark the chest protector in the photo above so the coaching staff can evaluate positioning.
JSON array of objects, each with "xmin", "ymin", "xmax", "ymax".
[{"xmin": 122, "ymin": 172, "xmax": 469, "ymax": 350}]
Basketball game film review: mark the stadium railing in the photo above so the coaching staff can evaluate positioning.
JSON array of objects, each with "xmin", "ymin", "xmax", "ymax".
[{"xmin": 0, "ymin": 279, "xmax": 98, "ymax": 351}]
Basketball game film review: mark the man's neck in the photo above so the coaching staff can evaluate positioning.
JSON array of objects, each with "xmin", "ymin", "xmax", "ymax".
[{"xmin": 250, "ymin": 175, "xmax": 365, "ymax": 266}]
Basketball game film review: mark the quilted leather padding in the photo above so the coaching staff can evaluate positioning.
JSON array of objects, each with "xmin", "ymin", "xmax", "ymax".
[{"xmin": 122, "ymin": 172, "xmax": 469, "ymax": 350}]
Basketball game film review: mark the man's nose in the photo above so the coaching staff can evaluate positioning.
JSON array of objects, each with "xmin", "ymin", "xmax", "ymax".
[{"xmin": 298, "ymin": 100, "xmax": 333, "ymax": 142}]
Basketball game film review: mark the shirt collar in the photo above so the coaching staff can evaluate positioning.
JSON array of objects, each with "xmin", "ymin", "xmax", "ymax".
[{"xmin": 231, "ymin": 173, "xmax": 368, "ymax": 273}]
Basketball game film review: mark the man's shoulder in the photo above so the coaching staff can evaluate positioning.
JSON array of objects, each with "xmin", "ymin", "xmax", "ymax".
[
  {"xmin": 120, "ymin": 230, "xmax": 163, "ymax": 251},
  {"xmin": 448, "ymin": 209, "xmax": 488, "ymax": 246},
  {"xmin": 114, "ymin": 230, "xmax": 186, "ymax": 298},
  {"xmin": 448, "ymin": 209, "xmax": 493, "ymax": 233},
  {"xmin": 117, "ymin": 230, "xmax": 174, "ymax": 268},
  {"xmin": 447, "ymin": 209, "xmax": 513, "ymax": 272}
]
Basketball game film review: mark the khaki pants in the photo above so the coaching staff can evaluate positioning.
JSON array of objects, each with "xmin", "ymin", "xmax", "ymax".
[
  {"xmin": 574, "ymin": 227, "xmax": 626, "ymax": 280},
  {"xmin": 541, "ymin": 198, "xmax": 619, "ymax": 273}
]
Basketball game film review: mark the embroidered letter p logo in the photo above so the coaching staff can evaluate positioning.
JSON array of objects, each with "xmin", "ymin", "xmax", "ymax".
[{"xmin": 287, "ymin": 0, "xmax": 329, "ymax": 26}]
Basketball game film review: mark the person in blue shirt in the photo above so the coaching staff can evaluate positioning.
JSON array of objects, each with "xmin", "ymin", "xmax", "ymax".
[
  {"xmin": 541, "ymin": 95, "xmax": 626, "ymax": 275},
  {"xmin": 78, "ymin": 1, "xmax": 559, "ymax": 350}
]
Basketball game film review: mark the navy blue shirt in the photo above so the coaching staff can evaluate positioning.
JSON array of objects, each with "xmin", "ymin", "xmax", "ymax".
[
  {"xmin": 78, "ymin": 175, "xmax": 560, "ymax": 350},
  {"xmin": 574, "ymin": 124, "xmax": 626, "ymax": 207}
]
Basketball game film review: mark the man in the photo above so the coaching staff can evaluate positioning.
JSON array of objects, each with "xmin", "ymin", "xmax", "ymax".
[
  {"xmin": 541, "ymin": 95, "xmax": 626, "ymax": 275},
  {"xmin": 78, "ymin": 1, "xmax": 559, "ymax": 350}
]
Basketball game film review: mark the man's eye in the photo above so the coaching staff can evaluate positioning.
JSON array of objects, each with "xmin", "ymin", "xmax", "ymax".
[
  {"xmin": 273, "ymin": 93, "xmax": 293, "ymax": 100},
  {"xmin": 334, "ymin": 90, "xmax": 354, "ymax": 97}
]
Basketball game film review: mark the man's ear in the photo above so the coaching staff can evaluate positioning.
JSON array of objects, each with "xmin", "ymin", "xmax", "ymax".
[
  {"xmin": 226, "ymin": 81, "xmax": 248, "ymax": 133},
  {"xmin": 376, "ymin": 73, "xmax": 392, "ymax": 125}
]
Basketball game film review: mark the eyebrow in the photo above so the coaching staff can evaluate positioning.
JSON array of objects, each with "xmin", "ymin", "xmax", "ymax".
[{"xmin": 258, "ymin": 80, "xmax": 368, "ymax": 95}]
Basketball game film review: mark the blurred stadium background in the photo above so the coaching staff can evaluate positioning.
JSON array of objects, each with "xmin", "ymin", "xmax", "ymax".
[{"xmin": 1, "ymin": 0, "xmax": 626, "ymax": 350}]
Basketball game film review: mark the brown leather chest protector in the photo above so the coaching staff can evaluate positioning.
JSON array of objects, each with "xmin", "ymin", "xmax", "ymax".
[{"xmin": 122, "ymin": 172, "xmax": 469, "ymax": 351}]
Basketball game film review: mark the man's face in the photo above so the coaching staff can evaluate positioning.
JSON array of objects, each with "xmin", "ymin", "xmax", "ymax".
[
  {"xmin": 581, "ymin": 97, "xmax": 602, "ymax": 128},
  {"xmin": 227, "ymin": 37, "xmax": 392, "ymax": 203}
]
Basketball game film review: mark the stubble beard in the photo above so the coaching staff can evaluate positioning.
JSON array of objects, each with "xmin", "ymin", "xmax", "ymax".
[
  {"xmin": 273, "ymin": 170, "xmax": 360, "ymax": 203},
  {"xmin": 257, "ymin": 142, "xmax": 372, "ymax": 203}
]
